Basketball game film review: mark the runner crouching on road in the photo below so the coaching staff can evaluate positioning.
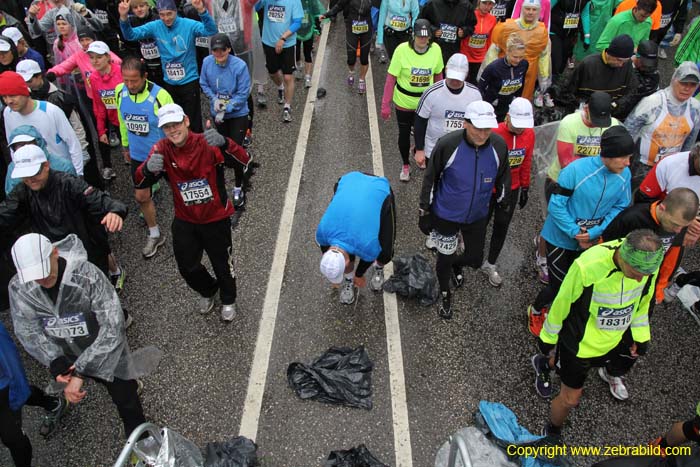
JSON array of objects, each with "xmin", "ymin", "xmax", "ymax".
[
  {"xmin": 134, "ymin": 104, "xmax": 250, "ymax": 322},
  {"xmin": 316, "ymin": 171, "xmax": 396, "ymax": 306}
]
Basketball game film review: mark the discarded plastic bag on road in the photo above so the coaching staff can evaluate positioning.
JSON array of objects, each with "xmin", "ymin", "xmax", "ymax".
[
  {"xmin": 287, "ymin": 346, "xmax": 373, "ymax": 410},
  {"xmin": 203, "ymin": 437, "xmax": 258, "ymax": 467},
  {"xmin": 382, "ymin": 253, "xmax": 439, "ymax": 306},
  {"xmin": 434, "ymin": 427, "xmax": 518, "ymax": 467},
  {"xmin": 325, "ymin": 444, "xmax": 389, "ymax": 467},
  {"xmin": 151, "ymin": 428, "xmax": 204, "ymax": 467}
]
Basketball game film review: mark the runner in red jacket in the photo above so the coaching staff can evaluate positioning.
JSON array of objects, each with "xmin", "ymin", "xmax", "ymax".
[
  {"xmin": 481, "ymin": 97, "xmax": 535, "ymax": 287},
  {"xmin": 134, "ymin": 103, "xmax": 250, "ymax": 322}
]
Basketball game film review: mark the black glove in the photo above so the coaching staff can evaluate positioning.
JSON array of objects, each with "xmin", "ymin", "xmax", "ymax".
[
  {"xmin": 537, "ymin": 338, "xmax": 555, "ymax": 356},
  {"xmin": 583, "ymin": 41, "xmax": 590, "ymax": 50},
  {"xmin": 45, "ymin": 71, "xmax": 57, "ymax": 82},
  {"xmin": 634, "ymin": 341, "xmax": 648, "ymax": 356},
  {"xmin": 50, "ymin": 355, "xmax": 73, "ymax": 379},
  {"xmin": 519, "ymin": 187, "xmax": 529, "ymax": 209},
  {"xmin": 418, "ymin": 210, "xmax": 433, "ymax": 235}
]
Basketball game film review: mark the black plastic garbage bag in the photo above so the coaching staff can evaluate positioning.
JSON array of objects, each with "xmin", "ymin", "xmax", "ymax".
[
  {"xmin": 287, "ymin": 346, "xmax": 373, "ymax": 410},
  {"xmin": 382, "ymin": 254, "xmax": 438, "ymax": 306},
  {"xmin": 325, "ymin": 444, "xmax": 389, "ymax": 467},
  {"xmin": 203, "ymin": 436, "xmax": 258, "ymax": 467}
]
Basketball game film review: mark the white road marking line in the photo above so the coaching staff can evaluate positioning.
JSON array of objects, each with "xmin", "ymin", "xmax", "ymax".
[
  {"xmin": 238, "ymin": 23, "xmax": 331, "ymax": 441},
  {"xmin": 365, "ymin": 59, "xmax": 414, "ymax": 467}
]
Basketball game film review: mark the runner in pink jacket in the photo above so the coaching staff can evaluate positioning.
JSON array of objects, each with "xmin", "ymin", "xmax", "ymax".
[{"xmin": 85, "ymin": 41, "xmax": 122, "ymax": 142}]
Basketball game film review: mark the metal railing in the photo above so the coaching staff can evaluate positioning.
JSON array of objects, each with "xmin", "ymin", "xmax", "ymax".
[
  {"xmin": 446, "ymin": 432, "xmax": 474, "ymax": 467},
  {"xmin": 112, "ymin": 422, "xmax": 164, "ymax": 467}
]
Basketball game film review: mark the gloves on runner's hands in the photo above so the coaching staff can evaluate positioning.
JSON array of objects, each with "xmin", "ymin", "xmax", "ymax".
[
  {"xmin": 147, "ymin": 153, "xmax": 164, "ymax": 173},
  {"xmin": 519, "ymin": 187, "xmax": 529, "ymax": 209},
  {"xmin": 669, "ymin": 33, "xmax": 682, "ymax": 47},
  {"xmin": 204, "ymin": 128, "xmax": 226, "ymax": 147},
  {"xmin": 213, "ymin": 98, "xmax": 227, "ymax": 113},
  {"xmin": 45, "ymin": 72, "xmax": 57, "ymax": 82},
  {"xmin": 537, "ymin": 338, "xmax": 554, "ymax": 356}
]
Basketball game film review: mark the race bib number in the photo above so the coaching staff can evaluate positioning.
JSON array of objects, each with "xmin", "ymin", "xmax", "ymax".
[
  {"xmin": 499, "ymin": 78, "xmax": 523, "ymax": 95},
  {"xmin": 196, "ymin": 36, "xmax": 210, "ymax": 48},
  {"xmin": 409, "ymin": 67, "xmax": 431, "ymax": 87},
  {"xmin": 596, "ymin": 304, "xmax": 633, "ymax": 331},
  {"xmin": 576, "ymin": 217, "xmax": 603, "ymax": 228},
  {"xmin": 218, "ymin": 17, "xmax": 237, "ymax": 33},
  {"xmin": 95, "ymin": 9, "xmax": 109, "ymax": 24},
  {"xmin": 468, "ymin": 33, "xmax": 488, "ymax": 49},
  {"xmin": 444, "ymin": 110, "xmax": 465, "ymax": 130},
  {"xmin": 508, "ymin": 147, "xmax": 526, "ymax": 167},
  {"xmin": 352, "ymin": 20, "xmax": 369, "ymax": 34},
  {"xmin": 124, "ymin": 113, "xmax": 150, "ymax": 136},
  {"xmin": 563, "ymin": 12, "xmax": 579, "ymax": 29},
  {"xmin": 99, "ymin": 89, "xmax": 117, "ymax": 109},
  {"xmin": 434, "ymin": 232, "xmax": 458, "ymax": 254},
  {"xmin": 660, "ymin": 13, "xmax": 672, "ymax": 28},
  {"xmin": 389, "ymin": 15, "xmax": 408, "ymax": 30},
  {"xmin": 574, "ymin": 135, "xmax": 601, "ymax": 157},
  {"xmin": 43, "ymin": 312, "xmax": 89, "ymax": 339},
  {"xmin": 165, "ymin": 62, "xmax": 185, "ymax": 81},
  {"xmin": 140, "ymin": 41, "xmax": 160, "ymax": 59},
  {"xmin": 440, "ymin": 24, "xmax": 458, "ymax": 42},
  {"xmin": 267, "ymin": 5, "xmax": 285, "ymax": 22},
  {"xmin": 178, "ymin": 179, "xmax": 214, "ymax": 205},
  {"xmin": 492, "ymin": 2, "xmax": 506, "ymax": 18}
]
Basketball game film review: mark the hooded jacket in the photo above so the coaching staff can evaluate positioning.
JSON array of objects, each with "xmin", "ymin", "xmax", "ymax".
[
  {"xmin": 29, "ymin": 0, "xmax": 103, "ymax": 47},
  {"xmin": 9, "ymin": 234, "xmax": 141, "ymax": 382},
  {"xmin": 48, "ymin": 42, "xmax": 122, "ymax": 100},
  {"xmin": 5, "ymin": 125, "xmax": 77, "ymax": 195},
  {"xmin": 419, "ymin": 0, "xmax": 476, "ymax": 63},
  {"xmin": 90, "ymin": 62, "xmax": 123, "ymax": 137},
  {"xmin": 51, "ymin": 6, "xmax": 85, "ymax": 67}
]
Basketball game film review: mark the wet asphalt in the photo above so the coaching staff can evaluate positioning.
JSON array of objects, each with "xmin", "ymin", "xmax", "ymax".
[{"xmin": 2, "ymin": 16, "xmax": 700, "ymax": 467}]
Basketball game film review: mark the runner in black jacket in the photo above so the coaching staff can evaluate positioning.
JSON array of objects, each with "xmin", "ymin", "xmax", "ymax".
[{"xmin": 419, "ymin": 0, "xmax": 476, "ymax": 66}]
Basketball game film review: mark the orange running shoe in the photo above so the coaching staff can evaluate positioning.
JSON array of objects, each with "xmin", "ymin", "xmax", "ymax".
[{"xmin": 528, "ymin": 305, "xmax": 548, "ymax": 337}]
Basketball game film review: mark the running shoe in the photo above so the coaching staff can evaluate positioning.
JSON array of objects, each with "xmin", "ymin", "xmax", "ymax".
[
  {"xmin": 534, "ymin": 91, "xmax": 544, "ymax": 108},
  {"xmin": 663, "ymin": 267, "xmax": 686, "ymax": 303},
  {"xmin": 199, "ymin": 295, "xmax": 215, "ymax": 314},
  {"xmin": 282, "ymin": 107, "xmax": 292, "ymax": 123},
  {"xmin": 40, "ymin": 396, "xmax": 69, "ymax": 437},
  {"xmin": 256, "ymin": 92, "xmax": 267, "ymax": 108},
  {"xmin": 233, "ymin": 189, "xmax": 245, "ymax": 208},
  {"xmin": 109, "ymin": 131, "xmax": 120, "ymax": 148},
  {"xmin": 243, "ymin": 130, "xmax": 252, "ymax": 148},
  {"xmin": 567, "ymin": 57, "xmax": 575, "ymax": 69},
  {"xmin": 543, "ymin": 92, "xmax": 555, "ymax": 108},
  {"xmin": 527, "ymin": 304, "xmax": 547, "ymax": 337},
  {"xmin": 369, "ymin": 266, "xmax": 384, "ymax": 292},
  {"xmin": 347, "ymin": 74, "xmax": 355, "ymax": 87},
  {"xmin": 142, "ymin": 234, "xmax": 166, "ymax": 258},
  {"xmin": 378, "ymin": 47, "xmax": 388, "ymax": 64},
  {"xmin": 452, "ymin": 268, "xmax": 464, "ymax": 289},
  {"xmin": 399, "ymin": 165, "xmax": 410, "ymax": 182},
  {"xmin": 536, "ymin": 258, "xmax": 550, "ymax": 284},
  {"xmin": 480, "ymin": 261, "xmax": 503, "ymax": 287},
  {"xmin": 531, "ymin": 354, "xmax": 553, "ymax": 399},
  {"xmin": 658, "ymin": 48, "xmax": 667, "ymax": 59},
  {"xmin": 304, "ymin": 76, "xmax": 312, "ymax": 89},
  {"xmin": 339, "ymin": 277, "xmax": 355, "ymax": 305},
  {"xmin": 358, "ymin": 79, "xmax": 366, "ymax": 94},
  {"xmin": 221, "ymin": 303, "xmax": 237, "ymax": 322},
  {"xmin": 110, "ymin": 267, "xmax": 126, "ymax": 293},
  {"xmin": 294, "ymin": 66, "xmax": 303, "ymax": 80},
  {"xmin": 438, "ymin": 291, "xmax": 452, "ymax": 319},
  {"xmin": 102, "ymin": 167, "xmax": 116, "ymax": 180},
  {"xmin": 598, "ymin": 367, "xmax": 629, "ymax": 401},
  {"xmin": 277, "ymin": 88, "xmax": 284, "ymax": 104}
]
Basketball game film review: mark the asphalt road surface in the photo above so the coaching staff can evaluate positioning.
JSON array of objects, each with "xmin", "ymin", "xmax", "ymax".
[{"xmin": 2, "ymin": 17, "xmax": 700, "ymax": 467}]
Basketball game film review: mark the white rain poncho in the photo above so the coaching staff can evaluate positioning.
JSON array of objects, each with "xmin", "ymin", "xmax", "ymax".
[{"xmin": 9, "ymin": 234, "xmax": 161, "ymax": 382}]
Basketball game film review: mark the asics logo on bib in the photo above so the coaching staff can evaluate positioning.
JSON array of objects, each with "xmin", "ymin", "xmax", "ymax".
[
  {"xmin": 179, "ymin": 179, "xmax": 209, "ymax": 190},
  {"xmin": 44, "ymin": 315, "xmax": 82, "ymax": 327},
  {"xmin": 599, "ymin": 305, "xmax": 633, "ymax": 318},
  {"xmin": 125, "ymin": 114, "xmax": 147, "ymax": 123}
]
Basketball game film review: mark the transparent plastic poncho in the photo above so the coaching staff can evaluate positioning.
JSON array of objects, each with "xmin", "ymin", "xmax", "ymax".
[{"xmin": 9, "ymin": 234, "xmax": 161, "ymax": 382}]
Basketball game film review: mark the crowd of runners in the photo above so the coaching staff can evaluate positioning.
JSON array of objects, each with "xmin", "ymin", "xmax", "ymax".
[{"xmin": 1, "ymin": 0, "xmax": 700, "ymax": 464}]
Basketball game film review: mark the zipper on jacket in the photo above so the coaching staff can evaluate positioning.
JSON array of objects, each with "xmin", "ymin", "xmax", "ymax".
[
  {"xmin": 591, "ymin": 173, "xmax": 607, "ymax": 220},
  {"xmin": 467, "ymin": 148, "xmax": 479, "ymax": 220}
]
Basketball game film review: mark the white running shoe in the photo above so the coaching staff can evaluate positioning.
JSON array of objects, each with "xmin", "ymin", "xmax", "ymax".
[
  {"xmin": 480, "ymin": 261, "xmax": 503, "ymax": 287},
  {"xmin": 598, "ymin": 367, "xmax": 629, "ymax": 401}
]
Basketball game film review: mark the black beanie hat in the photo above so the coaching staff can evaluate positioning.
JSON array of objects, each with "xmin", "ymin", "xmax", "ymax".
[
  {"xmin": 600, "ymin": 126, "xmax": 635, "ymax": 158},
  {"xmin": 607, "ymin": 34, "xmax": 634, "ymax": 58}
]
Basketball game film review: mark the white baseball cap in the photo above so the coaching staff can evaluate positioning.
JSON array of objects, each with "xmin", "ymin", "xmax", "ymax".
[
  {"xmin": 16, "ymin": 59, "xmax": 42, "ymax": 82},
  {"xmin": 158, "ymin": 103, "xmax": 186, "ymax": 127},
  {"xmin": 11, "ymin": 144, "xmax": 47, "ymax": 178},
  {"xmin": 11, "ymin": 233, "xmax": 53, "ymax": 284},
  {"xmin": 445, "ymin": 53, "xmax": 469, "ymax": 81},
  {"xmin": 86, "ymin": 40, "xmax": 110, "ymax": 55},
  {"xmin": 508, "ymin": 97, "xmax": 534, "ymax": 128},
  {"xmin": 2, "ymin": 27, "xmax": 23, "ymax": 46},
  {"xmin": 0, "ymin": 38, "xmax": 10, "ymax": 52},
  {"xmin": 9, "ymin": 133, "xmax": 37, "ymax": 146},
  {"xmin": 320, "ymin": 249, "xmax": 346, "ymax": 284},
  {"xmin": 465, "ymin": 101, "xmax": 498, "ymax": 129}
]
